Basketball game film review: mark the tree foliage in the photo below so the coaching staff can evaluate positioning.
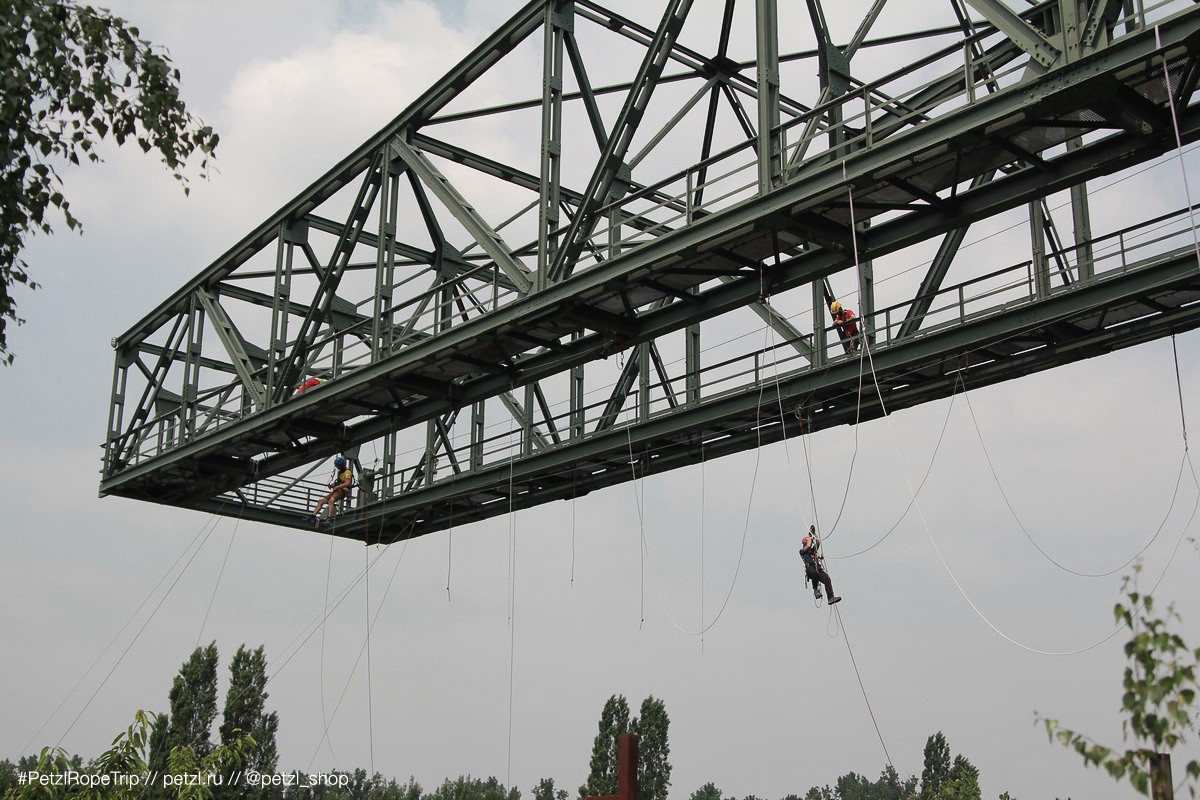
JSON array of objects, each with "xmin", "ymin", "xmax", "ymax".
[
  {"xmin": 424, "ymin": 777, "xmax": 518, "ymax": 800},
  {"xmin": 579, "ymin": 695, "xmax": 631, "ymax": 799},
  {"xmin": 1039, "ymin": 571, "xmax": 1200, "ymax": 796},
  {"xmin": 0, "ymin": 0, "xmax": 218, "ymax": 362},
  {"xmin": 632, "ymin": 696, "xmax": 670, "ymax": 800},
  {"xmin": 156, "ymin": 643, "xmax": 219, "ymax": 766},
  {"xmin": 531, "ymin": 779, "xmax": 567, "ymax": 800},
  {"xmin": 219, "ymin": 646, "xmax": 279, "ymax": 800},
  {"xmin": 2, "ymin": 710, "xmax": 253, "ymax": 800},
  {"xmin": 687, "ymin": 783, "xmax": 723, "ymax": 800}
]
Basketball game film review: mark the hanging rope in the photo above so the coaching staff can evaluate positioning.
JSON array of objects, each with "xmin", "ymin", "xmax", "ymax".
[
  {"xmin": 506, "ymin": 422, "xmax": 518, "ymax": 788},
  {"xmin": 1156, "ymin": 25, "xmax": 1200, "ymax": 273},
  {"xmin": 625, "ymin": 371, "xmax": 762, "ymax": 638},
  {"xmin": 318, "ymin": 534, "xmax": 338, "ymax": 766},
  {"xmin": 23, "ymin": 514, "xmax": 221, "ymax": 754},
  {"xmin": 835, "ymin": 606, "xmax": 896, "ymax": 772},
  {"xmin": 364, "ymin": 544, "xmax": 376, "ymax": 777},
  {"xmin": 52, "ymin": 514, "xmax": 224, "ymax": 749},
  {"xmin": 305, "ymin": 532, "xmax": 415, "ymax": 772},
  {"xmin": 961, "ymin": 362, "xmax": 1197, "ymax": 578},
  {"xmin": 829, "ymin": 374, "xmax": 961, "ymax": 560},
  {"xmin": 861, "ymin": 327, "xmax": 1197, "ymax": 656}
]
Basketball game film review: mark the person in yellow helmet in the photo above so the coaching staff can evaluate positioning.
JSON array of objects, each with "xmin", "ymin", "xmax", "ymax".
[
  {"xmin": 800, "ymin": 525, "xmax": 841, "ymax": 604},
  {"xmin": 830, "ymin": 300, "xmax": 860, "ymax": 355}
]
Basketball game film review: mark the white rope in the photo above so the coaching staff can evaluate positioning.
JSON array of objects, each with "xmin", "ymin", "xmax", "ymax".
[
  {"xmin": 862, "ymin": 333, "xmax": 1196, "ymax": 656},
  {"xmin": 962, "ymin": 374, "xmax": 1196, "ymax": 578}
]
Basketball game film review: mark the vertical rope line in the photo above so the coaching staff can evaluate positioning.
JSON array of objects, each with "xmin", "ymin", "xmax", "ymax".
[
  {"xmin": 196, "ymin": 509, "xmax": 242, "ymax": 647},
  {"xmin": 55, "ymin": 515, "xmax": 222, "ymax": 749},
  {"xmin": 626, "ymin": 419, "xmax": 646, "ymax": 628},
  {"xmin": 571, "ymin": 473, "xmax": 577, "ymax": 587},
  {"xmin": 834, "ymin": 606, "xmax": 895, "ymax": 771},
  {"xmin": 700, "ymin": 436, "xmax": 706, "ymax": 652},
  {"xmin": 364, "ymin": 544, "xmax": 375, "ymax": 777},
  {"xmin": 1156, "ymin": 25, "xmax": 1200, "ymax": 272},
  {"xmin": 319, "ymin": 534, "xmax": 338, "ymax": 765},
  {"xmin": 506, "ymin": 422, "xmax": 517, "ymax": 788},
  {"xmin": 1173, "ymin": 335, "xmax": 1190, "ymax": 449}
]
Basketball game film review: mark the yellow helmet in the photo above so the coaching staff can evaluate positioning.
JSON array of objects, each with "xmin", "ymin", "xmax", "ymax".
[{"xmin": 830, "ymin": 300, "xmax": 843, "ymax": 313}]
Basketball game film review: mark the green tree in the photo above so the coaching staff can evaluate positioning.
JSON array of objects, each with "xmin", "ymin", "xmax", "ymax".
[
  {"xmin": 687, "ymin": 783, "xmax": 723, "ymax": 800},
  {"xmin": 1040, "ymin": 571, "xmax": 1200, "ymax": 796},
  {"xmin": 152, "ymin": 641, "xmax": 220, "ymax": 778},
  {"xmin": 631, "ymin": 696, "xmax": 670, "ymax": 800},
  {"xmin": 424, "ymin": 777, "xmax": 519, "ymax": 800},
  {"xmin": 3, "ymin": 710, "xmax": 253, "ymax": 800},
  {"xmin": 531, "ymin": 779, "xmax": 567, "ymax": 800},
  {"xmin": 579, "ymin": 695, "xmax": 631, "ymax": 799},
  {"xmin": 0, "ymin": 0, "xmax": 218, "ymax": 363},
  {"xmin": 919, "ymin": 732, "xmax": 952, "ymax": 800},
  {"xmin": 219, "ymin": 645, "xmax": 279, "ymax": 800}
]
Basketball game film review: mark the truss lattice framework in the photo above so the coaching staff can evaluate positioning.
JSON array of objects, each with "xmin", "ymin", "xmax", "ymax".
[{"xmin": 102, "ymin": 0, "xmax": 1200, "ymax": 542}]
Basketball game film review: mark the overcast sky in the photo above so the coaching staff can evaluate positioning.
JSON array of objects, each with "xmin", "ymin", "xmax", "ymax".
[{"xmin": 2, "ymin": 2, "xmax": 1199, "ymax": 800}]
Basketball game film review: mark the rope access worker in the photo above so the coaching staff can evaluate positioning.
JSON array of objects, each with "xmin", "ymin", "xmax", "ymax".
[
  {"xmin": 800, "ymin": 526, "xmax": 841, "ymax": 604},
  {"xmin": 830, "ymin": 300, "xmax": 860, "ymax": 355},
  {"xmin": 311, "ymin": 456, "xmax": 354, "ymax": 526}
]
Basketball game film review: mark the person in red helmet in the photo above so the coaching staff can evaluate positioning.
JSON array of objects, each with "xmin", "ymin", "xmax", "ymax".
[
  {"xmin": 830, "ymin": 300, "xmax": 860, "ymax": 355},
  {"xmin": 800, "ymin": 525, "xmax": 841, "ymax": 604}
]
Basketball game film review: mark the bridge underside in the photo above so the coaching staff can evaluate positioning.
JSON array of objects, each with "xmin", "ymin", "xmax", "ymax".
[{"xmin": 101, "ymin": 0, "xmax": 1200, "ymax": 543}]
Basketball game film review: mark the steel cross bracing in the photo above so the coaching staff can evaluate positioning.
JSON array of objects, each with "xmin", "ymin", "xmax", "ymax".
[{"xmin": 100, "ymin": 0, "xmax": 1200, "ymax": 542}]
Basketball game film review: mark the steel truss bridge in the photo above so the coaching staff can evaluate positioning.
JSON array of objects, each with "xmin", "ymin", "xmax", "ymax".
[{"xmin": 101, "ymin": 0, "xmax": 1200, "ymax": 542}]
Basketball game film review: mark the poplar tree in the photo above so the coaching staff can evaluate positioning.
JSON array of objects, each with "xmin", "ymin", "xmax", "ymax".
[
  {"xmin": 220, "ymin": 645, "xmax": 279, "ymax": 800},
  {"xmin": 579, "ymin": 695, "xmax": 631, "ymax": 798},
  {"xmin": 162, "ymin": 642, "xmax": 219, "ymax": 757},
  {"xmin": 631, "ymin": 695, "xmax": 671, "ymax": 800}
]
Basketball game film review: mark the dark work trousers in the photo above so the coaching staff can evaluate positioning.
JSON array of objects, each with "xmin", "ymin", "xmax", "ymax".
[{"xmin": 807, "ymin": 566, "xmax": 835, "ymax": 598}]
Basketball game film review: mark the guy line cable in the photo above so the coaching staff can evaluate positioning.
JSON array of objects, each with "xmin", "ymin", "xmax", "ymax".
[
  {"xmin": 24, "ymin": 513, "xmax": 221, "ymax": 755},
  {"xmin": 52, "ymin": 513, "xmax": 225, "ymax": 750},
  {"xmin": 306, "ymin": 533, "xmax": 414, "ymax": 772}
]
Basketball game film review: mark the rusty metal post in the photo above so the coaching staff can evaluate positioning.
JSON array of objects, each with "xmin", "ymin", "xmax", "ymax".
[
  {"xmin": 617, "ymin": 734, "xmax": 639, "ymax": 800},
  {"xmin": 582, "ymin": 733, "xmax": 639, "ymax": 800}
]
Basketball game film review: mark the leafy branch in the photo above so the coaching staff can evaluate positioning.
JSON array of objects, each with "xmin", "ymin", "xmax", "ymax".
[
  {"xmin": 0, "ymin": 0, "xmax": 218, "ymax": 362},
  {"xmin": 1038, "ymin": 569, "xmax": 1200, "ymax": 796}
]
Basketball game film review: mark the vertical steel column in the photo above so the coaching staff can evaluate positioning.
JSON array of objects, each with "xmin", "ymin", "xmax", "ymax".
[
  {"xmin": 471, "ymin": 400, "xmax": 485, "ymax": 470},
  {"xmin": 812, "ymin": 281, "xmax": 827, "ymax": 367},
  {"xmin": 523, "ymin": 383, "xmax": 536, "ymax": 456},
  {"xmin": 374, "ymin": 153, "xmax": 401, "ymax": 360},
  {"xmin": 268, "ymin": 221, "xmax": 303, "ymax": 405},
  {"xmin": 106, "ymin": 349, "xmax": 130, "ymax": 471},
  {"xmin": 1031, "ymin": 201, "xmax": 1051, "ymax": 298},
  {"xmin": 638, "ymin": 341, "xmax": 650, "ymax": 422},
  {"xmin": 538, "ymin": 1, "xmax": 570, "ymax": 292},
  {"xmin": 570, "ymin": 332, "xmax": 585, "ymax": 440},
  {"xmin": 756, "ymin": 0, "xmax": 781, "ymax": 193},
  {"xmin": 182, "ymin": 296, "xmax": 204, "ymax": 445}
]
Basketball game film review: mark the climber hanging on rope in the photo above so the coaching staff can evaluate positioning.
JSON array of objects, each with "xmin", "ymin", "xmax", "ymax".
[
  {"xmin": 830, "ymin": 300, "xmax": 860, "ymax": 355},
  {"xmin": 800, "ymin": 526, "xmax": 841, "ymax": 605},
  {"xmin": 311, "ymin": 455, "xmax": 354, "ymax": 527}
]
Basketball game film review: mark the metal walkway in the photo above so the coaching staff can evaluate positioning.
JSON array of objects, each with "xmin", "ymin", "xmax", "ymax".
[{"xmin": 101, "ymin": 0, "xmax": 1200, "ymax": 542}]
